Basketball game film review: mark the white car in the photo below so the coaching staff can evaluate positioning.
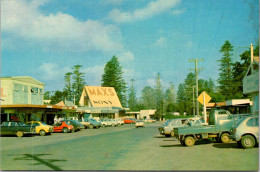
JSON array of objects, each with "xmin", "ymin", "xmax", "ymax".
[
  {"xmin": 135, "ymin": 120, "xmax": 145, "ymax": 128},
  {"xmin": 115, "ymin": 118, "xmax": 124, "ymax": 125},
  {"xmin": 100, "ymin": 119, "xmax": 117, "ymax": 127}
]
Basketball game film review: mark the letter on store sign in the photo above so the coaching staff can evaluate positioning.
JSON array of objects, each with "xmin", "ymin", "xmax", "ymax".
[
  {"xmin": 101, "ymin": 88, "xmax": 109, "ymax": 96},
  {"xmin": 1, "ymin": 88, "xmax": 6, "ymax": 97},
  {"xmin": 108, "ymin": 88, "xmax": 115, "ymax": 96},
  {"xmin": 97, "ymin": 89, "xmax": 103, "ymax": 96},
  {"xmin": 88, "ymin": 89, "xmax": 96, "ymax": 95}
]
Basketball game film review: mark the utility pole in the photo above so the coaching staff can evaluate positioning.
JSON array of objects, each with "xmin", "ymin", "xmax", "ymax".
[
  {"xmin": 189, "ymin": 58, "xmax": 204, "ymax": 116},
  {"xmin": 192, "ymin": 86, "xmax": 195, "ymax": 116}
]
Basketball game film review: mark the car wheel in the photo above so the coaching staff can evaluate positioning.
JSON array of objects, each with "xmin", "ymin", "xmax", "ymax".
[
  {"xmin": 62, "ymin": 127, "xmax": 68, "ymax": 133},
  {"xmin": 170, "ymin": 130, "xmax": 174, "ymax": 137},
  {"xmin": 16, "ymin": 131, "xmax": 24, "ymax": 137},
  {"xmin": 241, "ymin": 135, "xmax": 255, "ymax": 149},
  {"xmin": 184, "ymin": 136, "xmax": 195, "ymax": 146},
  {"xmin": 89, "ymin": 125, "xmax": 94, "ymax": 129},
  {"xmin": 39, "ymin": 130, "xmax": 46, "ymax": 136},
  {"xmin": 112, "ymin": 124, "xmax": 115, "ymax": 127},
  {"xmin": 220, "ymin": 133, "xmax": 230, "ymax": 143},
  {"xmin": 237, "ymin": 140, "xmax": 243, "ymax": 148},
  {"xmin": 102, "ymin": 124, "xmax": 106, "ymax": 128}
]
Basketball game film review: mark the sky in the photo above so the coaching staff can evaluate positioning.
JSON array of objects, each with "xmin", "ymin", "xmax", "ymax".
[{"xmin": 1, "ymin": 0, "xmax": 259, "ymax": 98}]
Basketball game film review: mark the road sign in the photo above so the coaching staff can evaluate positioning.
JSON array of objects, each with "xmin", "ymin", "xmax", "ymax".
[{"xmin": 197, "ymin": 91, "xmax": 211, "ymax": 105}]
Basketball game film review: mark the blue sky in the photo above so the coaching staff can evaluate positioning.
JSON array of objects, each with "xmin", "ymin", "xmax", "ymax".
[{"xmin": 1, "ymin": 0, "xmax": 259, "ymax": 97}]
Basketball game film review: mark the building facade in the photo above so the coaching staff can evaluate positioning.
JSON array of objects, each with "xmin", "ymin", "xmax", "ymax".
[{"xmin": 1, "ymin": 76, "xmax": 44, "ymax": 105}]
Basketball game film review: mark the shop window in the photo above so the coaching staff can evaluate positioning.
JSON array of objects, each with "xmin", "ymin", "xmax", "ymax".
[{"xmin": 14, "ymin": 84, "xmax": 21, "ymax": 92}]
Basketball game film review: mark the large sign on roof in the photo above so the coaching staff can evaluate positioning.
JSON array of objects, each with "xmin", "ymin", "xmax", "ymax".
[{"xmin": 79, "ymin": 86, "xmax": 122, "ymax": 108}]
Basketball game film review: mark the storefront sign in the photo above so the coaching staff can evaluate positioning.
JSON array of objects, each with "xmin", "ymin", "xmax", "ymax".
[
  {"xmin": 82, "ymin": 86, "xmax": 122, "ymax": 108},
  {"xmin": 243, "ymin": 71, "xmax": 259, "ymax": 94}
]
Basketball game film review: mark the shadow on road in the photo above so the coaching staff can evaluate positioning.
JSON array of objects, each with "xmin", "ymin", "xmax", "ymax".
[
  {"xmin": 195, "ymin": 139, "xmax": 215, "ymax": 145},
  {"xmin": 14, "ymin": 153, "xmax": 67, "ymax": 170},
  {"xmin": 153, "ymin": 135, "xmax": 165, "ymax": 138},
  {"xmin": 163, "ymin": 139, "xmax": 176, "ymax": 141},
  {"xmin": 212, "ymin": 143, "xmax": 241, "ymax": 149},
  {"xmin": 159, "ymin": 144, "xmax": 184, "ymax": 147}
]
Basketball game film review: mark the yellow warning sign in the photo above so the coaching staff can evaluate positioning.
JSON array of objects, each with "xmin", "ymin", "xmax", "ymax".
[{"xmin": 197, "ymin": 91, "xmax": 211, "ymax": 105}]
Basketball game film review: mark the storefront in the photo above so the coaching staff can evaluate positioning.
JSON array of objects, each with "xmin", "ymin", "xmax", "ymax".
[{"xmin": 78, "ymin": 86, "xmax": 126, "ymax": 119}]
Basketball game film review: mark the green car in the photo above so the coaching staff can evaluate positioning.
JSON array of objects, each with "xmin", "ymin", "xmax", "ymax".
[{"xmin": 1, "ymin": 121, "xmax": 36, "ymax": 137}]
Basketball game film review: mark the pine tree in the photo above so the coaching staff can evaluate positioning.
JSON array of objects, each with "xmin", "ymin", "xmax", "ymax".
[
  {"xmin": 72, "ymin": 65, "xmax": 86, "ymax": 105},
  {"xmin": 128, "ymin": 79, "xmax": 137, "ymax": 110},
  {"xmin": 101, "ymin": 56, "xmax": 127, "ymax": 107},
  {"xmin": 154, "ymin": 73, "xmax": 164, "ymax": 119},
  {"xmin": 64, "ymin": 72, "xmax": 73, "ymax": 100},
  {"xmin": 141, "ymin": 86, "xmax": 156, "ymax": 109},
  {"xmin": 218, "ymin": 40, "xmax": 234, "ymax": 100}
]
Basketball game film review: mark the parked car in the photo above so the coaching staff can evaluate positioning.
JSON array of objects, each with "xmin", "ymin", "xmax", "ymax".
[
  {"xmin": 0, "ymin": 121, "xmax": 36, "ymax": 137},
  {"xmin": 100, "ymin": 119, "xmax": 113, "ymax": 127},
  {"xmin": 159, "ymin": 118, "xmax": 188, "ymax": 137},
  {"xmin": 158, "ymin": 119, "xmax": 174, "ymax": 136},
  {"xmin": 110, "ymin": 119, "xmax": 119, "ymax": 127},
  {"xmin": 115, "ymin": 118, "xmax": 124, "ymax": 125},
  {"xmin": 124, "ymin": 118, "xmax": 136, "ymax": 124},
  {"xmin": 83, "ymin": 118, "xmax": 102, "ymax": 129},
  {"xmin": 230, "ymin": 116, "xmax": 259, "ymax": 149},
  {"xmin": 135, "ymin": 120, "xmax": 145, "ymax": 128},
  {"xmin": 61, "ymin": 120, "xmax": 84, "ymax": 131},
  {"xmin": 78, "ymin": 118, "xmax": 91, "ymax": 129},
  {"xmin": 53, "ymin": 121, "xmax": 74, "ymax": 133},
  {"xmin": 27, "ymin": 121, "xmax": 54, "ymax": 136}
]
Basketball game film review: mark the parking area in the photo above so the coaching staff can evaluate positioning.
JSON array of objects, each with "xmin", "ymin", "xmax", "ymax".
[{"xmin": 1, "ymin": 122, "xmax": 258, "ymax": 171}]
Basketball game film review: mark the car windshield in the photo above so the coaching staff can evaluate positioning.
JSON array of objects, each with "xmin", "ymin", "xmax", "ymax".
[
  {"xmin": 40, "ymin": 122, "xmax": 48, "ymax": 125},
  {"xmin": 72, "ymin": 120, "xmax": 81, "ymax": 125},
  {"xmin": 90, "ymin": 119, "xmax": 97, "ymax": 122}
]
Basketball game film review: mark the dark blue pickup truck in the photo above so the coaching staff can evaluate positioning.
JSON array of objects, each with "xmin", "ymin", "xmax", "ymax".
[{"xmin": 1, "ymin": 121, "xmax": 36, "ymax": 137}]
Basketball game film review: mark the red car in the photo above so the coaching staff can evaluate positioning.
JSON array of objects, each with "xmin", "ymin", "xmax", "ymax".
[
  {"xmin": 123, "ymin": 118, "xmax": 136, "ymax": 124},
  {"xmin": 53, "ymin": 121, "xmax": 74, "ymax": 133}
]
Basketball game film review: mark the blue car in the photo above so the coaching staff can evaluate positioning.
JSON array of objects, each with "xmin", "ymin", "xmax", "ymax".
[{"xmin": 84, "ymin": 118, "xmax": 102, "ymax": 129}]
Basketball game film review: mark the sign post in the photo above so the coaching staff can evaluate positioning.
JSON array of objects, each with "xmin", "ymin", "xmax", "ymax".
[{"xmin": 197, "ymin": 91, "xmax": 211, "ymax": 123}]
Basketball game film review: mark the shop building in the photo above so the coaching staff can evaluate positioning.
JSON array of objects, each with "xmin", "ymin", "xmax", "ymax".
[
  {"xmin": 1, "ymin": 76, "xmax": 44, "ymax": 105},
  {"xmin": 78, "ymin": 86, "xmax": 126, "ymax": 119},
  {"xmin": 0, "ymin": 76, "xmax": 76, "ymax": 124}
]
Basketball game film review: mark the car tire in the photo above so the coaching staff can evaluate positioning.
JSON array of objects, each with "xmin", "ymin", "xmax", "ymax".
[
  {"xmin": 220, "ymin": 133, "xmax": 230, "ymax": 143},
  {"xmin": 89, "ymin": 125, "xmax": 94, "ymax": 129},
  {"xmin": 62, "ymin": 127, "xmax": 68, "ymax": 133},
  {"xmin": 184, "ymin": 136, "xmax": 195, "ymax": 147},
  {"xmin": 39, "ymin": 130, "xmax": 46, "ymax": 136},
  {"xmin": 16, "ymin": 131, "xmax": 24, "ymax": 137},
  {"xmin": 241, "ymin": 135, "xmax": 255, "ymax": 149},
  {"xmin": 170, "ymin": 130, "xmax": 174, "ymax": 137},
  {"xmin": 102, "ymin": 124, "xmax": 106, "ymax": 128}
]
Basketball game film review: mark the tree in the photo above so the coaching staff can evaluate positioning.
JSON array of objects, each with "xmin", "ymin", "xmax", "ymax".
[
  {"xmin": 141, "ymin": 86, "xmax": 156, "ymax": 109},
  {"xmin": 232, "ymin": 42, "xmax": 259, "ymax": 98},
  {"xmin": 165, "ymin": 82, "xmax": 175, "ymax": 113},
  {"xmin": 63, "ymin": 72, "xmax": 73, "ymax": 100},
  {"xmin": 217, "ymin": 40, "xmax": 234, "ymax": 100},
  {"xmin": 72, "ymin": 65, "xmax": 86, "ymax": 105},
  {"xmin": 128, "ymin": 79, "xmax": 137, "ymax": 110},
  {"xmin": 50, "ymin": 90, "xmax": 65, "ymax": 104},
  {"xmin": 154, "ymin": 73, "xmax": 164, "ymax": 120},
  {"xmin": 44, "ymin": 91, "xmax": 51, "ymax": 100},
  {"xmin": 101, "ymin": 56, "xmax": 127, "ymax": 107}
]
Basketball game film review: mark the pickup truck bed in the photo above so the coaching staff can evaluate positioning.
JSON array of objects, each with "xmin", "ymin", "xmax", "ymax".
[{"xmin": 174, "ymin": 125, "xmax": 216, "ymax": 136}]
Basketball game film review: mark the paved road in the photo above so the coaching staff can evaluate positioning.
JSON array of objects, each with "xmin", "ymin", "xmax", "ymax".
[{"xmin": 1, "ymin": 122, "xmax": 258, "ymax": 171}]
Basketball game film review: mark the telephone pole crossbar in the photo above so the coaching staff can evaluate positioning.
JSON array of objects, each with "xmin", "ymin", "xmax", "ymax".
[{"xmin": 189, "ymin": 58, "xmax": 204, "ymax": 116}]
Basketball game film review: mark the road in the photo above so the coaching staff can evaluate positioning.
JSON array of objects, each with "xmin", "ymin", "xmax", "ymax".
[{"xmin": 0, "ymin": 122, "xmax": 258, "ymax": 171}]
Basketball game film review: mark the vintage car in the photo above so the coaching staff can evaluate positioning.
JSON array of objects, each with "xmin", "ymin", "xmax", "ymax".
[
  {"xmin": 115, "ymin": 118, "xmax": 124, "ymax": 125},
  {"xmin": 230, "ymin": 116, "xmax": 259, "ymax": 149},
  {"xmin": 81, "ymin": 118, "xmax": 102, "ymax": 129},
  {"xmin": 61, "ymin": 120, "xmax": 84, "ymax": 131},
  {"xmin": 0, "ymin": 121, "xmax": 36, "ymax": 137},
  {"xmin": 135, "ymin": 120, "xmax": 145, "ymax": 128},
  {"xmin": 124, "ymin": 118, "xmax": 136, "ymax": 124},
  {"xmin": 53, "ymin": 121, "xmax": 74, "ymax": 133},
  {"xmin": 158, "ymin": 118, "xmax": 188, "ymax": 137},
  {"xmin": 27, "ymin": 121, "xmax": 54, "ymax": 136}
]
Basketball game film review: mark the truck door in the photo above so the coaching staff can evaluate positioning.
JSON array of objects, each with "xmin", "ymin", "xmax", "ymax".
[{"xmin": 217, "ymin": 112, "xmax": 234, "ymax": 132}]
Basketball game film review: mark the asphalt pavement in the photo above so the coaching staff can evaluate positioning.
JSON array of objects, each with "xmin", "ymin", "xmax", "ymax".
[{"xmin": 0, "ymin": 122, "xmax": 258, "ymax": 171}]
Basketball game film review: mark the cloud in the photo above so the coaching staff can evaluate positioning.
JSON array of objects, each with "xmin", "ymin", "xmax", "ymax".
[
  {"xmin": 2, "ymin": 0, "xmax": 123, "ymax": 53},
  {"xmin": 117, "ymin": 51, "xmax": 135, "ymax": 62},
  {"xmin": 38, "ymin": 63, "xmax": 71, "ymax": 81},
  {"xmin": 153, "ymin": 37, "xmax": 167, "ymax": 47},
  {"xmin": 82, "ymin": 65, "xmax": 105, "ymax": 86},
  {"xmin": 170, "ymin": 8, "xmax": 186, "ymax": 15},
  {"xmin": 101, "ymin": 0, "xmax": 124, "ymax": 5},
  {"xmin": 109, "ymin": 0, "xmax": 181, "ymax": 23}
]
